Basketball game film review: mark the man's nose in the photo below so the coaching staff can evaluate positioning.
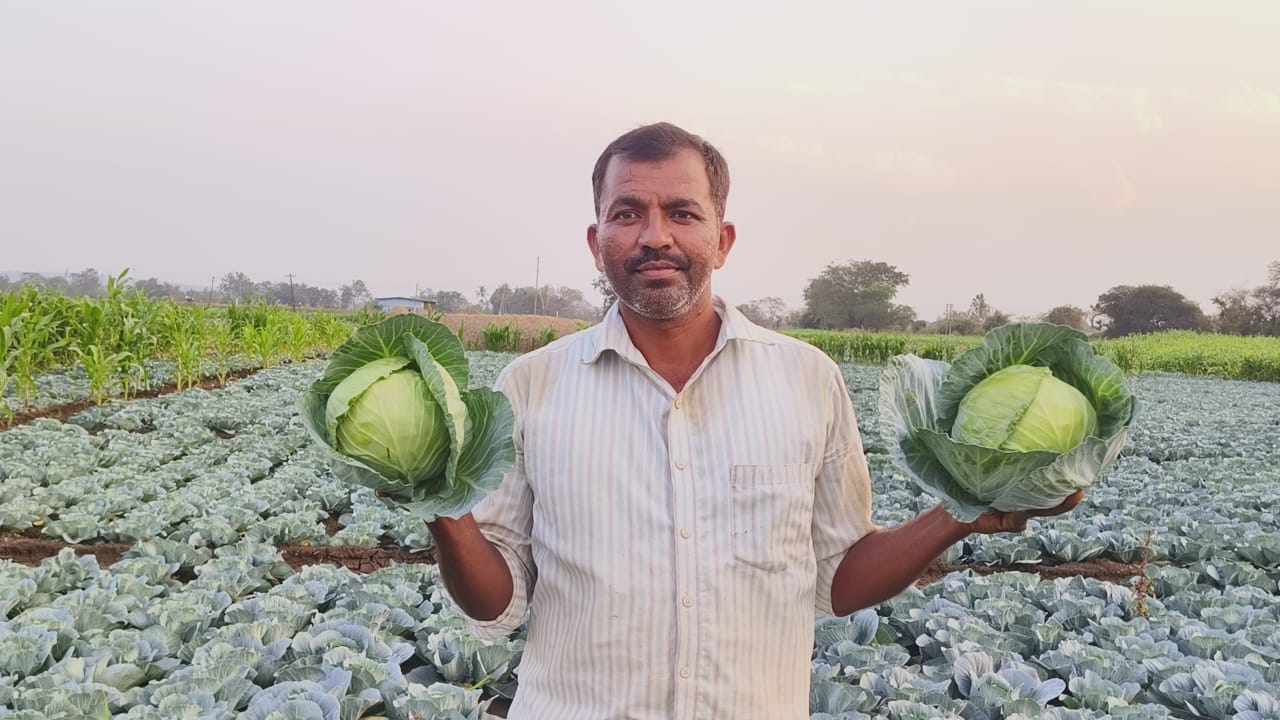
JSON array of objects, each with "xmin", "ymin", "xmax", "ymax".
[{"xmin": 639, "ymin": 212, "xmax": 673, "ymax": 249}]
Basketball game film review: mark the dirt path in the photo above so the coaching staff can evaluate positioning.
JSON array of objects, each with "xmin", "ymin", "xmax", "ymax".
[
  {"xmin": 1, "ymin": 531, "xmax": 1138, "ymax": 583},
  {"xmin": 1, "ymin": 367, "xmax": 263, "ymax": 431},
  {"xmin": 0, "ymin": 532, "xmax": 435, "ymax": 573}
]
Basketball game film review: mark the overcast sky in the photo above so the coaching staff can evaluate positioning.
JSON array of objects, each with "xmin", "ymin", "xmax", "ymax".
[{"xmin": 2, "ymin": 1, "xmax": 1277, "ymax": 320}]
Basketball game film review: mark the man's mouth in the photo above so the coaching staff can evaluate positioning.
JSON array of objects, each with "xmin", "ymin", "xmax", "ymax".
[{"xmin": 635, "ymin": 262, "xmax": 682, "ymax": 279}]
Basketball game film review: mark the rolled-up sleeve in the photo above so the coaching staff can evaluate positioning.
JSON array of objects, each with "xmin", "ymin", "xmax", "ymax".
[
  {"xmin": 812, "ymin": 361, "xmax": 878, "ymax": 617},
  {"xmin": 457, "ymin": 365, "xmax": 536, "ymax": 641}
]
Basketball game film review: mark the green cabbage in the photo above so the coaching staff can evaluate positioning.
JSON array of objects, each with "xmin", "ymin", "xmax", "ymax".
[
  {"xmin": 297, "ymin": 314, "xmax": 515, "ymax": 520},
  {"xmin": 879, "ymin": 323, "xmax": 1136, "ymax": 522},
  {"xmin": 952, "ymin": 364, "xmax": 1098, "ymax": 454}
]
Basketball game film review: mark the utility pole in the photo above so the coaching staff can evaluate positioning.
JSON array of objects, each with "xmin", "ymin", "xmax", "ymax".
[
  {"xmin": 945, "ymin": 304, "xmax": 953, "ymax": 335},
  {"xmin": 533, "ymin": 256, "xmax": 541, "ymax": 315},
  {"xmin": 286, "ymin": 273, "xmax": 297, "ymax": 310},
  {"xmin": 208, "ymin": 276, "xmax": 215, "ymax": 305}
]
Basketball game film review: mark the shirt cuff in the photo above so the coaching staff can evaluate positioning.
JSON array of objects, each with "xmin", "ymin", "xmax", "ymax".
[{"xmin": 461, "ymin": 544, "xmax": 530, "ymax": 641}]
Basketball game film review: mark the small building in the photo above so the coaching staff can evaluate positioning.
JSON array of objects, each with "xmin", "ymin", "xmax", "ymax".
[{"xmin": 373, "ymin": 296, "xmax": 436, "ymax": 313}]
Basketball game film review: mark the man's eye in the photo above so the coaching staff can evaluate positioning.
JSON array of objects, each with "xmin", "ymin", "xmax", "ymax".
[
  {"xmin": 614, "ymin": 210, "xmax": 640, "ymax": 220},
  {"xmin": 672, "ymin": 211, "xmax": 696, "ymax": 220}
]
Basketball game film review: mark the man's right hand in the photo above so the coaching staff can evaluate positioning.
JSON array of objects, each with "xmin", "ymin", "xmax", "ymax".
[{"xmin": 428, "ymin": 514, "xmax": 515, "ymax": 621}]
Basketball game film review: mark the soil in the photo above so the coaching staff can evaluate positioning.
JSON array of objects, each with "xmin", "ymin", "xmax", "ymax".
[
  {"xmin": 438, "ymin": 313, "xmax": 590, "ymax": 351},
  {"xmin": 0, "ymin": 532, "xmax": 437, "ymax": 573},
  {"xmin": 915, "ymin": 558, "xmax": 1143, "ymax": 587},
  {"xmin": 0, "ymin": 530, "xmax": 1141, "ymax": 585},
  {"xmin": 1, "ymin": 367, "xmax": 262, "ymax": 431}
]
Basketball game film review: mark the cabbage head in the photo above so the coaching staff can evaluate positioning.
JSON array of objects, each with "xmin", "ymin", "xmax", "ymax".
[
  {"xmin": 879, "ymin": 323, "xmax": 1136, "ymax": 522},
  {"xmin": 298, "ymin": 314, "xmax": 515, "ymax": 520}
]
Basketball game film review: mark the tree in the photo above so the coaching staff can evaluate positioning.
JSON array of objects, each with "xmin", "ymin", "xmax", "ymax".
[
  {"xmin": 737, "ymin": 297, "xmax": 788, "ymax": 328},
  {"xmin": 1212, "ymin": 262, "xmax": 1280, "ymax": 336},
  {"xmin": 800, "ymin": 260, "xmax": 913, "ymax": 330},
  {"xmin": 1042, "ymin": 305, "xmax": 1088, "ymax": 331},
  {"xmin": 591, "ymin": 273, "xmax": 617, "ymax": 315},
  {"xmin": 431, "ymin": 290, "xmax": 472, "ymax": 313},
  {"xmin": 69, "ymin": 268, "xmax": 102, "ymax": 297},
  {"xmin": 338, "ymin": 279, "xmax": 372, "ymax": 309},
  {"xmin": 964, "ymin": 292, "xmax": 1010, "ymax": 331},
  {"xmin": 220, "ymin": 272, "xmax": 255, "ymax": 303},
  {"xmin": 968, "ymin": 293, "xmax": 991, "ymax": 323},
  {"xmin": 982, "ymin": 310, "xmax": 1011, "ymax": 332},
  {"xmin": 134, "ymin": 277, "xmax": 182, "ymax": 300},
  {"xmin": 1090, "ymin": 285, "xmax": 1207, "ymax": 338}
]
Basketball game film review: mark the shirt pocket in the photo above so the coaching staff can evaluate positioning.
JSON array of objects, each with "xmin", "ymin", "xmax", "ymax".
[{"xmin": 729, "ymin": 463, "xmax": 816, "ymax": 573}]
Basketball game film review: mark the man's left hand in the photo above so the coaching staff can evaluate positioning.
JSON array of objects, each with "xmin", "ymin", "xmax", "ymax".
[{"xmin": 964, "ymin": 490, "xmax": 1086, "ymax": 534}]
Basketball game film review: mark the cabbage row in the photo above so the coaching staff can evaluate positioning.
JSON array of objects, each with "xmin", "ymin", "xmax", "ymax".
[{"xmin": 2, "ymin": 541, "xmax": 1277, "ymax": 718}]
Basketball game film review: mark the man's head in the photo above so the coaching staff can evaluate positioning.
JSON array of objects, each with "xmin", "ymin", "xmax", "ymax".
[{"xmin": 588, "ymin": 122, "xmax": 736, "ymax": 322}]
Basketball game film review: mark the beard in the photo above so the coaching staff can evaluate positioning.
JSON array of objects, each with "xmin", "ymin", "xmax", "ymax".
[{"xmin": 606, "ymin": 246, "xmax": 712, "ymax": 321}]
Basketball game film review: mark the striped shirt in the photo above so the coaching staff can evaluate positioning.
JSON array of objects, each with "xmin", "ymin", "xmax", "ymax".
[{"xmin": 464, "ymin": 295, "xmax": 877, "ymax": 720}]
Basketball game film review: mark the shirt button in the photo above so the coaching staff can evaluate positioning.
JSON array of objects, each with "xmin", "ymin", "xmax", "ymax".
[
  {"xmin": 679, "ymin": 527, "xmax": 691, "ymax": 539},
  {"xmin": 674, "ymin": 459, "xmax": 686, "ymax": 470},
  {"xmin": 674, "ymin": 395, "xmax": 682, "ymax": 409},
  {"xmin": 679, "ymin": 667, "xmax": 691, "ymax": 679},
  {"xmin": 681, "ymin": 596, "xmax": 693, "ymax": 608}
]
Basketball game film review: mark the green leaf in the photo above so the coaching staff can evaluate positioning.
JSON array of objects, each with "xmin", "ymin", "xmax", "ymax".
[
  {"xmin": 935, "ymin": 323, "xmax": 1091, "ymax": 428},
  {"xmin": 299, "ymin": 390, "xmax": 333, "ymax": 446},
  {"xmin": 313, "ymin": 314, "xmax": 467, "ymax": 396},
  {"xmin": 400, "ymin": 386, "xmax": 515, "ymax": 520},
  {"xmin": 408, "ymin": 337, "xmax": 468, "ymax": 488},
  {"xmin": 323, "ymin": 356, "xmax": 411, "ymax": 438},
  {"xmin": 916, "ymin": 429, "xmax": 1062, "ymax": 519}
]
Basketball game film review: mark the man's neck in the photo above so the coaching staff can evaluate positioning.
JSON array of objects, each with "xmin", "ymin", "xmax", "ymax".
[{"xmin": 618, "ymin": 297, "xmax": 722, "ymax": 393}]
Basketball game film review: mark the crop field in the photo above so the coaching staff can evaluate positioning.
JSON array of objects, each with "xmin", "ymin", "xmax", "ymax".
[
  {"xmin": 2, "ymin": 303, "xmax": 1280, "ymax": 717},
  {"xmin": 787, "ymin": 329, "xmax": 1280, "ymax": 383}
]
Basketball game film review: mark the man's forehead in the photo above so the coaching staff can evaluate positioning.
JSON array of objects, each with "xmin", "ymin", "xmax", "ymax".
[{"xmin": 602, "ymin": 149, "xmax": 710, "ymax": 198}]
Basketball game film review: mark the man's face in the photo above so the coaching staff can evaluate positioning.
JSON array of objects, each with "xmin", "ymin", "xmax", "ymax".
[{"xmin": 588, "ymin": 148, "xmax": 735, "ymax": 322}]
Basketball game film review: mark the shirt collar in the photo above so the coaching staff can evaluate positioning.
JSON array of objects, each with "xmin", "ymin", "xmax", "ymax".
[{"xmin": 581, "ymin": 294, "xmax": 776, "ymax": 365}]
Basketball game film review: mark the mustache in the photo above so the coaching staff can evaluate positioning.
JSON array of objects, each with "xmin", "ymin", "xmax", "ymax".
[{"xmin": 624, "ymin": 248, "xmax": 689, "ymax": 273}]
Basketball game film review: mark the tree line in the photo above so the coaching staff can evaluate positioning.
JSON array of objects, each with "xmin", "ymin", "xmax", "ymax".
[
  {"xmin": 8, "ymin": 260, "xmax": 1278, "ymax": 338},
  {"xmin": 1, "ymin": 270, "xmax": 378, "ymax": 310},
  {"xmin": 0, "ymin": 270, "xmax": 599, "ymax": 321},
  {"xmin": 766, "ymin": 259, "xmax": 1280, "ymax": 338}
]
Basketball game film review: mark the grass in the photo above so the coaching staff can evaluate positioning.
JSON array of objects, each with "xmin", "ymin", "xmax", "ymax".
[{"xmin": 784, "ymin": 328, "xmax": 1280, "ymax": 382}]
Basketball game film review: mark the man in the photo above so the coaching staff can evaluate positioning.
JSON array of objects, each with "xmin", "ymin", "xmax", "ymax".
[{"xmin": 427, "ymin": 122, "xmax": 1081, "ymax": 719}]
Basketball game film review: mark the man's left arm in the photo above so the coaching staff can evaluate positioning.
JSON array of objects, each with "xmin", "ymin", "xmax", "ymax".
[{"xmin": 826, "ymin": 492, "xmax": 1083, "ymax": 617}]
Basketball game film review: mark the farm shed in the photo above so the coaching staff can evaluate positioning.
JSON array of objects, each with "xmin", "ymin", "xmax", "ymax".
[{"xmin": 373, "ymin": 296, "xmax": 435, "ymax": 313}]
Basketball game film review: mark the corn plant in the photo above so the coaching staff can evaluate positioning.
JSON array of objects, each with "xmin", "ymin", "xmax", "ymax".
[
  {"xmin": 482, "ymin": 323, "xmax": 523, "ymax": 353},
  {"xmin": 285, "ymin": 313, "xmax": 311, "ymax": 364},
  {"xmin": 75, "ymin": 344, "xmax": 132, "ymax": 405},
  {"xmin": 536, "ymin": 326, "xmax": 558, "ymax": 348},
  {"xmin": 164, "ymin": 304, "xmax": 207, "ymax": 391},
  {"xmin": 11, "ymin": 298, "xmax": 70, "ymax": 409},
  {"xmin": 306, "ymin": 313, "xmax": 355, "ymax": 352},
  {"xmin": 206, "ymin": 318, "xmax": 236, "ymax": 384},
  {"xmin": 242, "ymin": 320, "xmax": 284, "ymax": 369}
]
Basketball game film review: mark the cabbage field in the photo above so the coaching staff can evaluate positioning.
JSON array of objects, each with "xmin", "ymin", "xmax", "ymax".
[{"xmin": 2, "ymin": 340, "xmax": 1280, "ymax": 718}]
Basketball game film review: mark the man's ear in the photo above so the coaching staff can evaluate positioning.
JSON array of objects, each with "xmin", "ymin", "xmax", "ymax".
[
  {"xmin": 714, "ymin": 221, "xmax": 736, "ymax": 269},
  {"xmin": 587, "ymin": 223, "xmax": 604, "ymax": 272}
]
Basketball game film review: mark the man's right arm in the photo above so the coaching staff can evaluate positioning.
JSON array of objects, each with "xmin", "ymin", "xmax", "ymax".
[
  {"xmin": 427, "ymin": 363, "xmax": 535, "ymax": 638},
  {"xmin": 428, "ymin": 514, "xmax": 514, "ymax": 621}
]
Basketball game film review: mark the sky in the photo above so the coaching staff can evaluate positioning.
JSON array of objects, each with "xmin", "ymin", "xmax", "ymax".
[{"xmin": 1, "ymin": 1, "xmax": 1277, "ymax": 321}]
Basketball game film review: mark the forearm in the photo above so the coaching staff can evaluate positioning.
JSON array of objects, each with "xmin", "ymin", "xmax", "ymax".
[
  {"xmin": 829, "ymin": 505, "xmax": 969, "ymax": 616},
  {"xmin": 428, "ymin": 514, "xmax": 515, "ymax": 621}
]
